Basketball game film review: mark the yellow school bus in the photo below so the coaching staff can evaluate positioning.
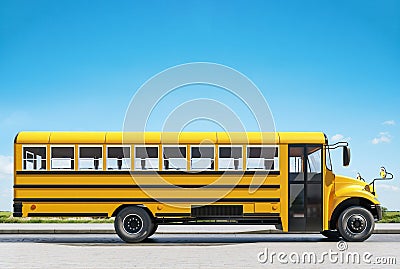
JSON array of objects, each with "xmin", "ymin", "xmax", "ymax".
[{"xmin": 13, "ymin": 131, "xmax": 386, "ymax": 242}]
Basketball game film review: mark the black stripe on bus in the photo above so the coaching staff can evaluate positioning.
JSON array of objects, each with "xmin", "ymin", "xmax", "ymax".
[
  {"xmin": 14, "ymin": 198, "xmax": 280, "ymax": 203},
  {"xmin": 155, "ymin": 213, "xmax": 191, "ymax": 217},
  {"xmin": 27, "ymin": 213, "xmax": 108, "ymax": 217},
  {"xmin": 243, "ymin": 213, "xmax": 280, "ymax": 217},
  {"xmin": 13, "ymin": 184, "xmax": 280, "ymax": 189},
  {"xmin": 16, "ymin": 170, "xmax": 280, "ymax": 175},
  {"xmin": 154, "ymin": 213, "xmax": 281, "ymax": 217}
]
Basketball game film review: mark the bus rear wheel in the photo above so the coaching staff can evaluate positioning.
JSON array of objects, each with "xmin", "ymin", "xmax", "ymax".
[
  {"xmin": 148, "ymin": 223, "xmax": 158, "ymax": 237},
  {"xmin": 337, "ymin": 206, "xmax": 374, "ymax": 242},
  {"xmin": 114, "ymin": 206, "xmax": 154, "ymax": 243}
]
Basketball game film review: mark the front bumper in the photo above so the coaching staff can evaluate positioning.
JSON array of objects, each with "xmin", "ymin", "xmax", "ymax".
[
  {"xmin": 13, "ymin": 202, "xmax": 22, "ymax": 217},
  {"xmin": 374, "ymin": 204, "xmax": 383, "ymax": 221}
]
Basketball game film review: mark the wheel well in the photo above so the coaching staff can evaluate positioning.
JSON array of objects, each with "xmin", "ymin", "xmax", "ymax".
[
  {"xmin": 112, "ymin": 204, "xmax": 154, "ymax": 219},
  {"xmin": 329, "ymin": 197, "xmax": 377, "ymax": 230}
]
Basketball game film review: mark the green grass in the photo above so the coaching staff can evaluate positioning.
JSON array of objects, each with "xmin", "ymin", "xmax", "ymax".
[
  {"xmin": 0, "ymin": 212, "xmax": 10, "ymax": 218},
  {"xmin": 379, "ymin": 211, "xmax": 400, "ymax": 223},
  {"xmin": 0, "ymin": 211, "xmax": 113, "ymax": 223}
]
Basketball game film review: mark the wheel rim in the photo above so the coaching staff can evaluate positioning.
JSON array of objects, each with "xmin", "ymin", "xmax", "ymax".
[
  {"xmin": 122, "ymin": 214, "xmax": 143, "ymax": 234},
  {"xmin": 346, "ymin": 213, "xmax": 367, "ymax": 234}
]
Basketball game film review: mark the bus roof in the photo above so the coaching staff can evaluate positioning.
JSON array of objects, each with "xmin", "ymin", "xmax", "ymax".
[{"xmin": 14, "ymin": 132, "xmax": 327, "ymax": 144}]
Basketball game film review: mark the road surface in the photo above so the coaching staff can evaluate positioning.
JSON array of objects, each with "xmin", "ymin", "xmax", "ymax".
[{"xmin": 0, "ymin": 234, "xmax": 398, "ymax": 268}]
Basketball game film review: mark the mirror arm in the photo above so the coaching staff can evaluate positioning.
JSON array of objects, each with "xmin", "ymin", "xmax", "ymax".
[
  {"xmin": 326, "ymin": 142, "xmax": 349, "ymax": 149},
  {"xmin": 369, "ymin": 172, "xmax": 394, "ymax": 195}
]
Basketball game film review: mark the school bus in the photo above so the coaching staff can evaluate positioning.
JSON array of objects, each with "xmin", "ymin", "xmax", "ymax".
[{"xmin": 13, "ymin": 131, "xmax": 387, "ymax": 242}]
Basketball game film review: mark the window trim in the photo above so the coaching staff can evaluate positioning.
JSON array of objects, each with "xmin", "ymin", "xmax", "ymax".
[
  {"xmin": 245, "ymin": 145, "xmax": 280, "ymax": 171},
  {"xmin": 134, "ymin": 145, "xmax": 160, "ymax": 170},
  {"xmin": 190, "ymin": 145, "xmax": 215, "ymax": 171},
  {"xmin": 217, "ymin": 145, "xmax": 243, "ymax": 171},
  {"xmin": 22, "ymin": 145, "xmax": 47, "ymax": 171},
  {"xmin": 50, "ymin": 145, "xmax": 75, "ymax": 171},
  {"xmin": 106, "ymin": 145, "xmax": 132, "ymax": 171},
  {"xmin": 162, "ymin": 145, "xmax": 187, "ymax": 171},
  {"xmin": 325, "ymin": 147, "xmax": 332, "ymax": 171}
]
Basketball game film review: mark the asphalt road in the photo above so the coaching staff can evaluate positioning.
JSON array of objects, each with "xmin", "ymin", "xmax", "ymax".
[{"xmin": 0, "ymin": 234, "xmax": 399, "ymax": 268}]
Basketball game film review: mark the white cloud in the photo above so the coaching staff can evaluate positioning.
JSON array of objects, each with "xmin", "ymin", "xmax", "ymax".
[
  {"xmin": 0, "ymin": 155, "xmax": 13, "ymax": 176},
  {"xmin": 331, "ymin": 134, "xmax": 351, "ymax": 142},
  {"xmin": 382, "ymin": 120, "xmax": 395, "ymax": 126},
  {"xmin": 380, "ymin": 184, "xmax": 400, "ymax": 192},
  {"xmin": 331, "ymin": 134, "xmax": 344, "ymax": 141},
  {"xmin": 372, "ymin": 132, "xmax": 392, "ymax": 144}
]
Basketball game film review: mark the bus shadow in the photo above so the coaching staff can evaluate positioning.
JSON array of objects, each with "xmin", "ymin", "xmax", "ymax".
[{"xmin": 0, "ymin": 234, "xmax": 340, "ymax": 246}]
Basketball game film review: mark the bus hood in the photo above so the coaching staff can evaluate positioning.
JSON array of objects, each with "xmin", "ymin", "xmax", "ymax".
[{"xmin": 334, "ymin": 175, "xmax": 380, "ymax": 204}]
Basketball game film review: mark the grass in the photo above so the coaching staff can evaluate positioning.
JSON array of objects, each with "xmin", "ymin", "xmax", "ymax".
[
  {"xmin": 379, "ymin": 211, "xmax": 400, "ymax": 223},
  {"xmin": 0, "ymin": 211, "xmax": 113, "ymax": 223}
]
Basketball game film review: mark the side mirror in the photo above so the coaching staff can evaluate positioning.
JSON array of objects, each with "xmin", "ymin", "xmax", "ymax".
[{"xmin": 343, "ymin": 146, "xmax": 350, "ymax": 166}]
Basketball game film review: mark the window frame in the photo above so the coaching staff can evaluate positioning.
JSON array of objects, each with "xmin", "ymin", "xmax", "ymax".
[
  {"xmin": 325, "ymin": 147, "xmax": 332, "ymax": 171},
  {"xmin": 106, "ymin": 145, "xmax": 132, "ymax": 171},
  {"xmin": 77, "ymin": 145, "xmax": 104, "ymax": 171},
  {"xmin": 134, "ymin": 145, "xmax": 160, "ymax": 171},
  {"xmin": 190, "ymin": 145, "xmax": 215, "ymax": 171},
  {"xmin": 162, "ymin": 145, "xmax": 187, "ymax": 171},
  {"xmin": 245, "ymin": 145, "xmax": 280, "ymax": 171},
  {"xmin": 217, "ymin": 145, "xmax": 243, "ymax": 171},
  {"xmin": 50, "ymin": 145, "xmax": 75, "ymax": 171},
  {"xmin": 22, "ymin": 145, "xmax": 47, "ymax": 171}
]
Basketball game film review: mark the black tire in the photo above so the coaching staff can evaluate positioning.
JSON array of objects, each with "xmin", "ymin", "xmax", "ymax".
[
  {"xmin": 114, "ymin": 206, "xmax": 154, "ymax": 243},
  {"xmin": 148, "ymin": 223, "xmax": 158, "ymax": 237},
  {"xmin": 321, "ymin": 230, "xmax": 341, "ymax": 240},
  {"xmin": 337, "ymin": 206, "xmax": 374, "ymax": 242}
]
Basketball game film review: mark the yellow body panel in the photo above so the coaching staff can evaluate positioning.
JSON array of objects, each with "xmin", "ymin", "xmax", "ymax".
[
  {"xmin": 15, "ymin": 132, "xmax": 51, "ymax": 144},
  {"xmin": 16, "ymin": 131, "xmax": 324, "ymax": 145},
  {"xmin": 279, "ymin": 132, "xmax": 325, "ymax": 144},
  {"xmin": 334, "ymin": 176, "xmax": 380, "ymax": 205},
  {"xmin": 50, "ymin": 132, "xmax": 106, "ymax": 144}
]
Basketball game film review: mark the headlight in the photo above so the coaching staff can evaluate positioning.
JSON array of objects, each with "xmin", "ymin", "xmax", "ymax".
[{"xmin": 364, "ymin": 184, "xmax": 371, "ymax": 193}]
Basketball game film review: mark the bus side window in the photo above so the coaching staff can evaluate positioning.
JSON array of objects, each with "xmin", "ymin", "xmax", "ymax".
[
  {"xmin": 307, "ymin": 146, "xmax": 322, "ymax": 181},
  {"xmin": 163, "ymin": 146, "xmax": 186, "ymax": 170},
  {"xmin": 51, "ymin": 146, "xmax": 74, "ymax": 170},
  {"xmin": 190, "ymin": 146, "xmax": 214, "ymax": 170},
  {"xmin": 135, "ymin": 146, "xmax": 159, "ymax": 170},
  {"xmin": 22, "ymin": 146, "xmax": 46, "ymax": 170},
  {"xmin": 218, "ymin": 146, "xmax": 242, "ymax": 170},
  {"xmin": 107, "ymin": 146, "xmax": 131, "ymax": 170},
  {"xmin": 246, "ymin": 146, "xmax": 279, "ymax": 170},
  {"xmin": 79, "ymin": 146, "xmax": 103, "ymax": 170},
  {"xmin": 289, "ymin": 146, "xmax": 305, "ymax": 182}
]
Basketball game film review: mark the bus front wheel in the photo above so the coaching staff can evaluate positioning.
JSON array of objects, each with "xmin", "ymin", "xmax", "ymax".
[
  {"xmin": 337, "ymin": 206, "xmax": 374, "ymax": 242},
  {"xmin": 114, "ymin": 206, "xmax": 154, "ymax": 243}
]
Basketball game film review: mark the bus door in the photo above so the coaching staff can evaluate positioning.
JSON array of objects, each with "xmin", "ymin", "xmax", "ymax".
[{"xmin": 288, "ymin": 145, "xmax": 322, "ymax": 231}]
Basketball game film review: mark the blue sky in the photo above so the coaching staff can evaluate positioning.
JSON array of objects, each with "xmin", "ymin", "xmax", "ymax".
[{"xmin": 0, "ymin": 0, "xmax": 399, "ymax": 210}]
